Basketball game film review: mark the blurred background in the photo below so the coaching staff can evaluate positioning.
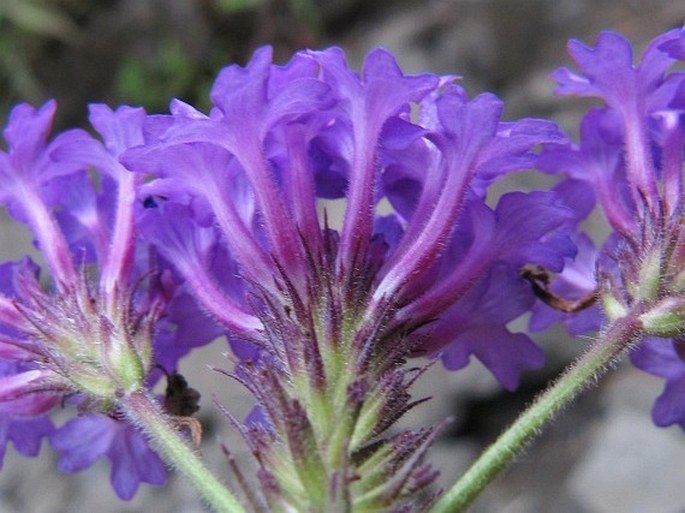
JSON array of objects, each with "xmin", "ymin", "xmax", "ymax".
[{"xmin": 1, "ymin": 1, "xmax": 685, "ymax": 512}]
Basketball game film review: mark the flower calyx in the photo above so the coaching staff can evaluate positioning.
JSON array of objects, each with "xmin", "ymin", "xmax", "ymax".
[{"xmin": 9, "ymin": 266, "xmax": 158, "ymax": 406}]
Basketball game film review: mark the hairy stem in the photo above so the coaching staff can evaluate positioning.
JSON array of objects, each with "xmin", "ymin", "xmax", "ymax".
[
  {"xmin": 430, "ymin": 312, "xmax": 643, "ymax": 513},
  {"xmin": 120, "ymin": 390, "xmax": 246, "ymax": 513}
]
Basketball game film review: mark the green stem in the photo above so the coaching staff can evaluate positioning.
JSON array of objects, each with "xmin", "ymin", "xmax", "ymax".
[
  {"xmin": 429, "ymin": 312, "xmax": 643, "ymax": 513},
  {"xmin": 120, "ymin": 390, "xmax": 246, "ymax": 513}
]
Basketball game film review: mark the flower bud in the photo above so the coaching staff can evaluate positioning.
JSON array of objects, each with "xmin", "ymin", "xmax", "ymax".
[
  {"xmin": 601, "ymin": 293, "xmax": 628, "ymax": 322},
  {"xmin": 637, "ymin": 248, "xmax": 663, "ymax": 302},
  {"xmin": 639, "ymin": 297, "xmax": 685, "ymax": 338}
]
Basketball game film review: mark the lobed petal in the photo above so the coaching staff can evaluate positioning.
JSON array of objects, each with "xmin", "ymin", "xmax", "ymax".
[
  {"xmin": 631, "ymin": 338, "xmax": 685, "ymax": 429},
  {"xmin": 421, "ymin": 265, "xmax": 544, "ymax": 390},
  {"xmin": 50, "ymin": 413, "xmax": 166, "ymax": 500}
]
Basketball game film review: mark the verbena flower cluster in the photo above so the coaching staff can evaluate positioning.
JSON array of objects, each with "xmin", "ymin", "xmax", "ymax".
[
  {"xmin": 0, "ymin": 26, "xmax": 683, "ymax": 511},
  {"xmin": 528, "ymin": 28, "xmax": 685, "ymax": 428}
]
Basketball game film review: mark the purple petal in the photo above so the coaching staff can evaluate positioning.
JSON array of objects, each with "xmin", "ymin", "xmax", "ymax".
[
  {"xmin": 0, "ymin": 102, "xmax": 97, "ymax": 215},
  {"xmin": 0, "ymin": 370, "xmax": 46, "ymax": 402},
  {"xmin": 138, "ymin": 204, "xmax": 261, "ymax": 337},
  {"xmin": 312, "ymin": 47, "xmax": 438, "ymax": 271},
  {"xmin": 375, "ymin": 91, "xmax": 503, "ymax": 301},
  {"xmin": 417, "ymin": 265, "xmax": 544, "ymax": 389},
  {"xmin": 88, "ymin": 104, "xmax": 146, "ymax": 156},
  {"xmin": 2, "ymin": 101, "xmax": 56, "ymax": 169},
  {"xmin": 0, "ymin": 415, "xmax": 53, "ymax": 470},
  {"xmin": 442, "ymin": 327, "xmax": 544, "ymax": 391},
  {"xmin": 651, "ymin": 376, "xmax": 685, "ymax": 429},
  {"xmin": 401, "ymin": 188, "xmax": 575, "ymax": 326},
  {"xmin": 552, "ymin": 30, "xmax": 685, "ymax": 215},
  {"xmin": 128, "ymin": 142, "xmax": 275, "ymax": 284},
  {"xmin": 310, "ymin": 126, "xmax": 351, "ymax": 199},
  {"xmin": 152, "ymin": 290, "xmax": 227, "ymax": 372},
  {"xmin": 492, "ymin": 190, "xmax": 577, "ymax": 272},
  {"xmin": 50, "ymin": 414, "xmax": 117, "ymax": 472},
  {"xmin": 210, "ymin": 46, "xmax": 332, "ymax": 131},
  {"xmin": 0, "ymin": 102, "xmax": 84, "ymax": 286},
  {"xmin": 631, "ymin": 339, "xmax": 685, "ymax": 429},
  {"xmin": 631, "ymin": 337, "xmax": 684, "ymax": 380},
  {"xmin": 538, "ymin": 109, "xmax": 636, "ymax": 236},
  {"xmin": 553, "ymin": 32, "xmax": 636, "ymax": 104},
  {"xmin": 8, "ymin": 415, "xmax": 53, "ymax": 452},
  {"xmin": 659, "ymin": 28, "xmax": 685, "ymax": 60},
  {"xmin": 50, "ymin": 413, "xmax": 166, "ymax": 500},
  {"xmin": 108, "ymin": 421, "xmax": 167, "ymax": 500},
  {"xmin": 473, "ymin": 117, "xmax": 567, "ymax": 191},
  {"xmin": 204, "ymin": 47, "xmax": 331, "ymax": 279}
]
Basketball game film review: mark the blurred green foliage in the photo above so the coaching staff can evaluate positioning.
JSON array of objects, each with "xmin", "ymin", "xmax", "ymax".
[
  {"xmin": 214, "ymin": 0, "xmax": 263, "ymax": 12},
  {"xmin": 0, "ymin": 0, "xmax": 80, "ymax": 116},
  {"xmin": 0, "ymin": 0, "xmax": 325, "ymax": 129},
  {"xmin": 116, "ymin": 41, "xmax": 210, "ymax": 114}
]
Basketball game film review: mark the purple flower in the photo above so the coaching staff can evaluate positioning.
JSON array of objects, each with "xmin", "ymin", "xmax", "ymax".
[
  {"xmin": 0, "ymin": 102, "xmax": 216, "ymax": 496},
  {"xmin": 552, "ymin": 30, "xmax": 685, "ymax": 219},
  {"xmin": 0, "ymin": 44, "xmax": 578, "ymax": 510},
  {"xmin": 400, "ymin": 189, "xmax": 576, "ymax": 389},
  {"xmin": 124, "ymin": 47, "xmax": 572, "ymax": 389},
  {"xmin": 120, "ymin": 46, "xmax": 574, "ymax": 510},
  {"xmin": 539, "ymin": 28, "xmax": 685, "ymax": 430},
  {"xmin": 550, "ymin": 29, "xmax": 685, "ymax": 227}
]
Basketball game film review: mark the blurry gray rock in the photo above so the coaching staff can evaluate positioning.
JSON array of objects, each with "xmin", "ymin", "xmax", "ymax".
[{"xmin": 569, "ymin": 371, "xmax": 685, "ymax": 513}]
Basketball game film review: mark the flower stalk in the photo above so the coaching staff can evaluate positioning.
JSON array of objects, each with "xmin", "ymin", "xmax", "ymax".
[
  {"xmin": 119, "ymin": 390, "xmax": 246, "ymax": 513},
  {"xmin": 430, "ymin": 311, "xmax": 643, "ymax": 513}
]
